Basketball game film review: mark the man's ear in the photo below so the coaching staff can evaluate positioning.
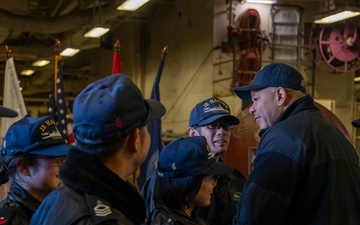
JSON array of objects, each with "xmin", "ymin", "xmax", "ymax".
[
  {"xmin": 276, "ymin": 87, "xmax": 287, "ymax": 106},
  {"xmin": 188, "ymin": 127, "xmax": 199, "ymax": 137},
  {"xmin": 128, "ymin": 128, "xmax": 140, "ymax": 153},
  {"xmin": 16, "ymin": 161, "xmax": 30, "ymax": 176}
]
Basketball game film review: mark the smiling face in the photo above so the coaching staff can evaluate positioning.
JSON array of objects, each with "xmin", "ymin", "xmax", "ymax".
[
  {"xmin": 188, "ymin": 118, "xmax": 233, "ymax": 159},
  {"xmin": 249, "ymin": 87, "xmax": 284, "ymax": 130}
]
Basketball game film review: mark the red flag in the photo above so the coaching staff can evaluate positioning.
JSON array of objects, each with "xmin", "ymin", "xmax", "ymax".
[{"xmin": 112, "ymin": 40, "xmax": 122, "ymax": 74}]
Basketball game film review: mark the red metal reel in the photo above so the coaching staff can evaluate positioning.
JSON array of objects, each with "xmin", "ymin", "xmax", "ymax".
[
  {"xmin": 305, "ymin": 27, "xmax": 341, "ymax": 74},
  {"xmin": 318, "ymin": 22, "xmax": 360, "ymax": 73}
]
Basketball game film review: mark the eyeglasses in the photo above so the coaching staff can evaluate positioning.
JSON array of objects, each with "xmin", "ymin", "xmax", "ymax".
[
  {"xmin": 205, "ymin": 122, "xmax": 234, "ymax": 131},
  {"xmin": 36, "ymin": 156, "xmax": 66, "ymax": 167}
]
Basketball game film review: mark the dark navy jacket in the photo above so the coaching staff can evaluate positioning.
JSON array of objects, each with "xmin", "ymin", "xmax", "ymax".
[
  {"xmin": 30, "ymin": 149, "xmax": 146, "ymax": 225},
  {"xmin": 141, "ymin": 165, "xmax": 245, "ymax": 225},
  {"xmin": 0, "ymin": 182, "xmax": 41, "ymax": 225},
  {"xmin": 196, "ymin": 167, "xmax": 245, "ymax": 225},
  {"xmin": 233, "ymin": 96, "xmax": 360, "ymax": 225},
  {"xmin": 150, "ymin": 207, "xmax": 208, "ymax": 225}
]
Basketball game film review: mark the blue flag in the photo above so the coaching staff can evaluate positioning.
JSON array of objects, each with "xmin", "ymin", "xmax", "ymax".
[{"xmin": 138, "ymin": 46, "xmax": 167, "ymax": 189}]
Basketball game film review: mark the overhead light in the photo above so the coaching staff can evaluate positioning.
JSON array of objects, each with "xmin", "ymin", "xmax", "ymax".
[
  {"xmin": 84, "ymin": 26, "xmax": 110, "ymax": 38},
  {"xmin": 245, "ymin": 0, "xmax": 277, "ymax": 4},
  {"xmin": 314, "ymin": 7, "xmax": 360, "ymax": 24},
  {"xmin": 117, "ymin": 0, "xmax": 149, "ymax": 11},
  {"xmin": 355, "ymin": 76, "xmax": 360, "ymax": 82},
  {"xmin": 20, "ymin": 69, "xmax": 35, "ymax": 76},
  {"xmin": 32, "ymin": 59, "xmax": 50, "ymax": 67},
  {"xmin": 60, "ymin": 48, "xmax": 80, "ymax": 57}
]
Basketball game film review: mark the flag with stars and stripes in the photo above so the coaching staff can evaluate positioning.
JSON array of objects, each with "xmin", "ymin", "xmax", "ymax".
[{"xmin": 47, "ymin": 54, "xmax": 74, "ymax": 144}]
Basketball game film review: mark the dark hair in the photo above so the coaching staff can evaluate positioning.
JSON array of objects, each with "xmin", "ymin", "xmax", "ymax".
[
  {"xmin": 75, "ymin": 124, "xmax": 127, "ymax": 157},
  {"xmin": 193, "ymin": 127, "xmax": 202, "ymax": 135},
  {"xmin": 153, "ymin": 174, "xmax": 203, "ymax": 210},
  {"xmin": 0, "ymin": 154, "xmax": 37, "ymax": 185}
]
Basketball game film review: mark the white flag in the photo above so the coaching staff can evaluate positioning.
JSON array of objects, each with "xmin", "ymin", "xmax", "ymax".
[
  {"xmin": 0, "ymin": 55, "xmax": 27, "ymax": 200},
  {"xmin": 1, "ymin": 57, "xmax": 27, "ymax": 139}
]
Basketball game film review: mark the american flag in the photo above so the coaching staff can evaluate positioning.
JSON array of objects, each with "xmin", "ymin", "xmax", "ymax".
[{"xmin": 48, "ymin": 44, "xmax": 74, "ymax": 144}]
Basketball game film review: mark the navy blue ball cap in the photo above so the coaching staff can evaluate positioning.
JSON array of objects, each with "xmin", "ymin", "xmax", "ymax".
[
  {"xmin": 352, "ymin": 119, "xmax": 360, "ymax": 128},
  {"xmin": 1, "ymin": 115, "xmax": 72, "ymax": 156},
  {"xmin": 189, "ymin": 97, "xmax": 239, "ymax": 127},
  {"xmin": 0, "ymin": 105, "xmax": 18, "ymax": 118},
  {"xmin": 157, "ymin": 136, "xmax": 234, "ymax": 178},
  {"xmin": 233, "ymin": 63, "xmax": 306, "ymax": 102},
  {"xmin": 73, "ymin": 74, "xmax": 166, "ymax": 145}
]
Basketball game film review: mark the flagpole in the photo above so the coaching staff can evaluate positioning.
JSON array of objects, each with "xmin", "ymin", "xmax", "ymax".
[
  {"xmin": 157, "ymin": 46, "xmax": 168, "ymax": 82},
  {"xmin": 161, "ymin": 46, "xmax": 168, "ymax": 59},
  {"xmin": 114, "ymin": 39, "xmax": 120, "ymax": 52},
  {"xmin": 54, "ymin": 40, "xmax": 61, "ymax": 104}
]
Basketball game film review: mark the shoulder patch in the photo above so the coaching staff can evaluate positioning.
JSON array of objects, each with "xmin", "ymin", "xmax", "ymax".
[{"xmin": 85, "ymin": 194, "xmax": 117, "ymax": 224}]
